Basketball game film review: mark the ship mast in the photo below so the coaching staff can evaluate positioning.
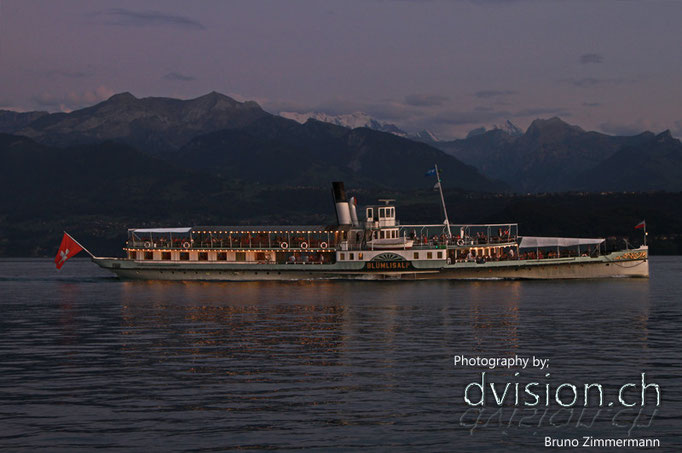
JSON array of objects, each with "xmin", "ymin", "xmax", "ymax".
[{"xmin": 434, "ymin": 163, "xmax": 452, "ymax": 237}]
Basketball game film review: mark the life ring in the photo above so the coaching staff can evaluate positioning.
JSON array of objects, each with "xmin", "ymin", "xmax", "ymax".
[
  {"xmin": 300, "ymin": 242, "xmax": 308, "ymax": 249},
  {"xmin": 182, "ymin": 241, "xmax": 191, "ymax": 249},
  {"xmin": 320, "ymin": 242, "xmax": 328, "ymax": 249},
  {"xmin": 280, "ymin": 242, "xmax": 288, "ymax": 249},
  {"xmin": 144, "ymin": 241, "xmax": 152, "ymax": 248},
  {"xmin": 457, "ymin": 239, "xmax": 464, "ymax": 246}
]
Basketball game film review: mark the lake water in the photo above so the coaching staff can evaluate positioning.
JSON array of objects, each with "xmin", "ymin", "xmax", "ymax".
[{"xmin": 1, "ymin": 257, "xmax": 680, "ymax": 451}]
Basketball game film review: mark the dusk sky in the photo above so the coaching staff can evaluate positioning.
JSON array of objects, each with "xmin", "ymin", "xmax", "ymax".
[{"xmin": 1, "ymin": 0, "xmax": 681, "ymax": 139}]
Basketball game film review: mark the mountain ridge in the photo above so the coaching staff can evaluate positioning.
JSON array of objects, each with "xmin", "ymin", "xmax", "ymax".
[
  {"xmin": 433, "ymin": 117, "xmax": 680, "ymax": 192},
  {"xmin": 14, "ymin": 92, "xmax": 270, "ymax": 154}
]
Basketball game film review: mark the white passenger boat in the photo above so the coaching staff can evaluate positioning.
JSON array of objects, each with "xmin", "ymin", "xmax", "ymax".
[{"xmin": 83, "ymin": 177, "xmax": 649, "ymax": 281}]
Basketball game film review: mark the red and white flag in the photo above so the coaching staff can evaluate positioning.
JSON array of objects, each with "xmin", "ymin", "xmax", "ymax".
[
  {"xmin": 634, "ymin": 220, "xmax": 646, "ymax": 230},
  {"xmin": 55, "ymin": 232, "xmax": 84, "ymax": 269}
]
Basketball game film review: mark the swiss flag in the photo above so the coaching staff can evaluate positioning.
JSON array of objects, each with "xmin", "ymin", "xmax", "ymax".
[{"xmin": 55, "ymin": 232, "xmax": 84, "ymax": 269}]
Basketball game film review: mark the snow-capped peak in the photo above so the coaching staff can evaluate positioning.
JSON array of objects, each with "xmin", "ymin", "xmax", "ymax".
[
  {"xmin": 279, "ymin": 111, "xmax": 408, "ymax": 136},
  {"xmin": 413, "ymin": 129, "xmax": 440, "ymax": 143},
  {"xmin": 493, "ymin": 120, "xmax": 523, "ymax": 136}
]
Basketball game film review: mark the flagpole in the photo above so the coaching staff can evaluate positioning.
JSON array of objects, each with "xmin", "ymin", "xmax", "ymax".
[
  {"xmin": 644, "ymin": 223, "xmax": 647, "ymax": 247},
  {"xmin": 65, "ymin": 231, "xmax": 96, "ymax": 258},
  {"xmin": 434, "ymin": 164, "xmax": 452, "ymax": 238}
]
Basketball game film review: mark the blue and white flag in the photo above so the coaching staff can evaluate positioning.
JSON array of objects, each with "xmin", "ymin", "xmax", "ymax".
[{"xmin": 425, "ymin": 168, "xmax": 437, "ymax": 177}]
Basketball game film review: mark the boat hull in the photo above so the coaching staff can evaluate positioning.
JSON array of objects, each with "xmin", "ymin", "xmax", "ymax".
[{"xmin": 92, "ymin": 248, "xmax": 649, "ymax": 281}]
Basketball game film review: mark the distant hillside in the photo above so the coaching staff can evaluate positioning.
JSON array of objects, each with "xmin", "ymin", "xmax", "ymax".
[
  {"xmin": 176, "ymin": 116, "xmax": 506, "ymax": 191},
  {"xmin": 0, "ymin": 134, "xmax": 226, "ymax": 219},
  {"xmin": 0, "ymin": 110, "xmax": 48, "ymax": 133},
  {"xmin": 434, "ymin": 117, "xmax": 678, "ymax": 192},
  {"xmin": 14, "ymin": 92, "xmax": 269, "ymax": 154},
  {"xmin": 1, "ymin": 133, "xmax": 679, "ymax": 257},
  {"xmin": 575, "ymin": 131, "xmax": 682, "ymax": 192},
  {"xmin": 0, "ymin": 133, "xmax": 504, "ymax": 255}
]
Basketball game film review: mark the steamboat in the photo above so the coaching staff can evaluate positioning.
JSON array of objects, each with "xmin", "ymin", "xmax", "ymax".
[{"xmin": 84, "ymin": 175, "xmax": 649, "ymax": 281}]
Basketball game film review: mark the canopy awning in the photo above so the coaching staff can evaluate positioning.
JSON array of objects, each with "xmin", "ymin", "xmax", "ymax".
[
  {"xmin": 130, "ymin": 228, "xmax": 192, "ymax": 234},
  {"xmin": 519, "ymin": 236, "xmax": 605, "ymax": 249}
]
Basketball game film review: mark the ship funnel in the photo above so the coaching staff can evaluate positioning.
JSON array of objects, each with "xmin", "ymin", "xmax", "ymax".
[
  {"xmin": 349, "ymin": 196, "xmax": 359, "ymax": 227},
  {"xmin": 332, "ymin": 182, "xmax": 352, "ymax": 225}
]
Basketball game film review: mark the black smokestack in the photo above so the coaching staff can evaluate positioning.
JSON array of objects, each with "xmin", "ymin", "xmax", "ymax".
[
  {"xmin": 332, "ymin": 181, "xmax": 347, "ymax": 202},
  {"xmin": 331, "ymin": 182, "xmax": 351, "ymax": 225}
]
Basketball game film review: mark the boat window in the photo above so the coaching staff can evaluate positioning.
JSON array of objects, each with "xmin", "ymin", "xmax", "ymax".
[
  {"xmin": 349, "ymin": 253, "xmax": 354, "ymax": 260},
  {"xmin": 180, "ymin": 252, "xmax": 189, "ymax": 261},
  {"xmin": 162, "ymin": 252, "xmax": 171, "ymax": 260},
  {"xmin": 367, "ymin": 208, "xmax": 373, "ymax": 220},
  {"xmin": 437, "ymin": 251, "xmax": 443, "ymax": 259},
  {"xmin": 358, "ymin": 253, "xmax": 363, "ymax": 260},
  {"xmin": 373, "ymin": 231, "xmax": 378, "ymax": 239},
  {"xmin": 413, "ymin": 252, "xmax": 419, "ymax": 259},
  {"xmin": 427, "ymin": 252, "xmax": 433, "ymax": 259},
  {"xmin": 378, "ymin": 208, "xmax": 384, "ymax": 218},
  {"xmin": 380, "ymin": 231, "xmax": 385, "ymax": 239},
  {"xmin": 217, "ymin": 252, "xmax": 227, "ymax": 261},
  {"xmin": 340, "ymin": 253, "xmax": 345, "ymax": 260},
  {"xmin": 236, "ymin": 252, "xmax": 246, "ymax": 262},
  {"xmin": 199, "ymin": 252, "xmax": 208, "ymax": 261},
  {"xmin": 144, "ymin": 251, "xmax": 153, "ymax": 260}
]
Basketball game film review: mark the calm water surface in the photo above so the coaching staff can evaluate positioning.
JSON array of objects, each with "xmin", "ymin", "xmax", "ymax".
[{"xmin": 0, "ymin": 258, "xmax": 681, "ymax": 452}]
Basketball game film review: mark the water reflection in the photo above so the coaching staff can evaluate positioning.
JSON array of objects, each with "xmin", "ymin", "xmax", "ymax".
[{"xmin": 0, "ymin": 259, "xmax": 679, "ymax": 451}]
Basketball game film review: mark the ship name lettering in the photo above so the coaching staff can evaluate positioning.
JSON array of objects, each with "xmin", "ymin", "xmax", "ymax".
[{"xmin": 365, "ymin": 261, "xmax": 410, "ymax": 270}]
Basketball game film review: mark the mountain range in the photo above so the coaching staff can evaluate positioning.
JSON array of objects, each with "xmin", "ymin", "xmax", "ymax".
[
  {"xmin": 14, "ymin": 92, "xmax": 269, "ymax": 154},
  {"xmin": 433, "ymin": 117, "xmax": 682, "ymax": 192},
  {"xmin": 0, "ymin": 92, "xmax": 503, "ymax": 191},
  {"xmin": 2, "ymin": 92, "xmax": 681, "ymax": 194}
]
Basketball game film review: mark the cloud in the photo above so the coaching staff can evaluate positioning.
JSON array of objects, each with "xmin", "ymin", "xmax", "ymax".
[
  {"xmin": 579, "ymin": 53, "xmax": 604, "ymax": 64},
  {"xmin": 32, "ymin": 86, "xmax": 115, "ymax": 112},
  {"xmin": 0, "ymin": 99, "xmax": 18, "ymax": 110},
  {"xmin": 424, "ymin": 104, "xmax": 571, "ymax": 128},
  {"xmin": 425, "ymin": 108, "xmax": 511, "ymax": 126},
  {"xmin": 404, "ymin": 94, "xmax": 450, "ymax": 107},
  {"xmin": 163, "ymin": 72, "xmax": 195, "ymax": 82},
  {"xmin": 566, "ymin": 77, "xmax": 626, "ymax": 88},
  {"xmin": 46, "ymin": 70, "xmax": 92, "ymax": 79},
  {"xmin": 474, "ymin": 89, "xmax": 517, "ymax": 99},
  {"xmin": 599, "ymin": 120, "xmax": 648, "ymax": 136},
  {"xmin": 93, "ymin": 9, "xmax": 205, "ymax": 30},
  {"xmin": 673, "ymin": 121, "xmax": 682, "ymax": 139},
  {"xmin": 514, "ymin": 107, "xmax": 570, "ymax": 117}
]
